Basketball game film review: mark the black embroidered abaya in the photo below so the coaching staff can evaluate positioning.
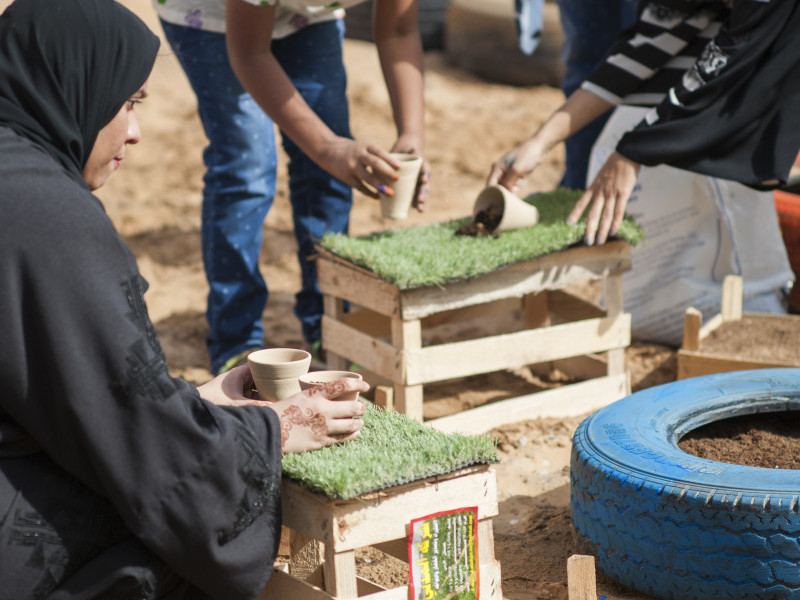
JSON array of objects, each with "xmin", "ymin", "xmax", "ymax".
[{"xmin": 0, "ymin": 2, "xmax": 283, "ymax": 599}]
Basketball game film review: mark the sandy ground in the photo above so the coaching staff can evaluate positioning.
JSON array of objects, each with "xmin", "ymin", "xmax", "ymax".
[{"xmin": 94, "ymin": 1, "xmax": 681, "ymax": 598}]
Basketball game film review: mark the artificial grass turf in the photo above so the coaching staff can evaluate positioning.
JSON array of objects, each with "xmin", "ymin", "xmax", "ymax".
[
  {"xmin": 281, "ymin": 404, "xmax": 498, "ymax": 499},
  {"xmin": 319, "ymin": 187, "xmax": 644, "ymax": 289}
]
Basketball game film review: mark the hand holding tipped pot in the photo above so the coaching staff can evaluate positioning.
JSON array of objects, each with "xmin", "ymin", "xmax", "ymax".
[
  {"xmin": 198, "ymin": 366, "xmax": 369, "ymax": 454},
  {"xmin": 487, "ymin": 137, "xmax": 547, "ymax": 193}
]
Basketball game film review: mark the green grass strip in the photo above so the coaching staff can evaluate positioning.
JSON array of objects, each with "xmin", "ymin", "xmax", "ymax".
[
  {"xmin": 319, "ymin": 188, "xmax": 644, "ymax": 289},
  {"xmin": 281, "ymin": 404, "xmax": 499, "ymax": 499}
]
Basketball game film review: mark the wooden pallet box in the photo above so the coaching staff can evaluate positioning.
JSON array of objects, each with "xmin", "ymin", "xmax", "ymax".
[
  {"xmin": 260, "ymin": 465, "xmax": 502, "ymax": 600},
  {"xmin": 316, "ymin": 240, "xmax": 633, "ymax": 434},
  {"xmin": 678, "ymin": 275, "xmax": 800, "ymax": 379}
]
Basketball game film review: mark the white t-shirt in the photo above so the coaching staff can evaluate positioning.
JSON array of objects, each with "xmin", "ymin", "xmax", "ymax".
[{"xmin": 154, "ymin": 0, "xmax": 367, "ymax": 39}]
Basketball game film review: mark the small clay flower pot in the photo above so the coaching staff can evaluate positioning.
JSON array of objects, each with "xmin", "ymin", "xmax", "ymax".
[
  {"xmin": 379, "ymin": 153, "xmax": 423, "ymax": 219},
  {"xmin": 298, "ymin": 370, "xmax": 364, "ymax": 401},
  {"xmin": 247, "ymin": 348, "xmax": 312, "ymax": 401},
  {"xmin": 473, "ymin": 184, "xmax": 540, "ymax": 232}
]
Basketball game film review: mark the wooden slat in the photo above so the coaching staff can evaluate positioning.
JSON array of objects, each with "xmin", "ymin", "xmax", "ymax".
[
  {"xmin": 392, "ymin": 317, "xmax": 423, "ymax": 420},
  {"xmin": 317, "ymin": 253, "xmax": 400, "ymax": 317},
  {"xmin": 548, "ymin": 290, "xmax": 605, "ymax": 322},
  {"xmin": 281, "ymin": 467, "xmax": 498, "ymax": 552},
  {"xmin": 682, "ymin": 307, "xmax": 702, "ymax": 351},
  {"xmin": 677, "ymin": 351, "xmax": 795, "ymax": 380},
  {"xmin": 698, "ymin": 313, "xmax": 723, "ymax": 341},
  {"xmin": 323, "ymin": 548, "xmax": 358, "ymax": 600},
  {"xmin": 427, "ymin": 373, "xmax": 629, "ymax": 434},
  {"xmin": 604, "ymin": 273, "xmax": 626, "ymax": 379},
  {"xmin": 552, "ymin": 355, "xmax": 609, "ymax": 380},
  {"xmin": 342, "ymin": 309, "xmax": 391, "ymax": 339},
  {"xmin": 477, "ymin": 560, "xmax": 504, "ymax": 600},
  {"xmin": 604, "ymin": 271, "xmax": 624, "ymax": 316},
  {"xmin": 522, "ymin": 292, "xmax": 550, "ymax": 329},
  {"xmin": 406, "ymin": 314, "xmax": 631, "ymax": 385},
  {"xmin": 355, "ymin": 576, "xmax": 387, "ymax": 596},
  {"xmin": 324, "ymin": 295, "xmax": 349, "ymax": 371},
  {"xmin": 373, "ymin": 385, "xmax": 394, "ymax": 411},
  {"xmin": 567, "ymin": 555, "xmax": 597, "ymax": 600},
  {"xmin": 371, "ymin": 538, "xmax": 409, "ymax": 563},
  {"xmin": 398, "ymin": 241, "xmax": 631, "ymax": 320},
  {"xmin": 321, "ymin": 316, "xmax": 402, "ymax": 380},
  {"xmin": 721, "ymin": 275, "xmax": 743, "ymax": 322},
  {"xmin": 422, "ymin": 296, "xmax": 523, "ymax": 328}
]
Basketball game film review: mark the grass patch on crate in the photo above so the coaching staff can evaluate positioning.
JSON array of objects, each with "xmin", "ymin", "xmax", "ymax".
[
  {"xmin": 319, "ymin": 187, "xmax": 643, "ymax": 289},
  {"xmin": 281, "ymin": 404, "xmax": 498, "ymax": 499}
]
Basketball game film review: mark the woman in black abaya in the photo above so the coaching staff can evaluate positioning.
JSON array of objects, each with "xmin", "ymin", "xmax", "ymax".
[{"xmin": 0, "ymin": 1, "xmax": 366, "ymax": 599}]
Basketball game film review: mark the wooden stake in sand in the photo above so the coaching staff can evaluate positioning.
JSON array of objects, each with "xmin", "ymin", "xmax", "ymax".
[{"xmin": 567, "ymin": 554, "xmax": 597, "ymax": 600}]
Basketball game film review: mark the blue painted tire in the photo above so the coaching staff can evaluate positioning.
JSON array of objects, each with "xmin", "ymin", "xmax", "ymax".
[{"xmin": 571, "ymin": 368, "xmax": 800, "ymax": 600}]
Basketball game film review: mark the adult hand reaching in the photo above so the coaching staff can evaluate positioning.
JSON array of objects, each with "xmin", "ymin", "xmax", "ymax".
[
  {"xmin": 487, "ymin": 137, "xmax": 548, "ymax": 192},
  {"xmin": 566, "ymin": 151, "xmax": 640, "ymax": 245}
]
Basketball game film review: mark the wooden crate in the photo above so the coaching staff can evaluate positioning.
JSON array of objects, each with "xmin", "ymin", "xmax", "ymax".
[
  {"xmin": 316, "ymin": 241, "xmax": 633, "ymax": 434},
  {"xmin": 678, "ymin": 275, "xmax": 800, "ymax": 379},
  {"xmin": 259, "ymin": 465, "xmax": 502, "ymax": 600}
]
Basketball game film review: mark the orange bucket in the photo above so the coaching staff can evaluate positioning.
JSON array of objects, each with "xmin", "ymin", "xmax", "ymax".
[{"xmin": 774, "ymin": 188, "xmax": 800, "ymax": 312}]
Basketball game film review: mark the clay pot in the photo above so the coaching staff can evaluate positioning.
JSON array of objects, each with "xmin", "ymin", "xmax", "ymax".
[
  {"xmin": 247, "ymin": 348, "xmax": 311, "ymax": 401},
  {"xmin": 380, "ymin": 153, "xmax": 423, "ymax": 219},
  {"xmin": 473, "ymin": 184, "xmax": 540, "ymax": 232},
  {"xmin": 298, "ymin": 370, "xmax": 364, "ymax": 401}
]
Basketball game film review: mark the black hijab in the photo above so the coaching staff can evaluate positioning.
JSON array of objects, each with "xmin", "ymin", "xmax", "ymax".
[{"xmin": 0, "ymin": 0, "xmax": 159, "ymax": 184}]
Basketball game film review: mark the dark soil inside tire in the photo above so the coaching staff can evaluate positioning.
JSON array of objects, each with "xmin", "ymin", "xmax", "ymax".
[{"xmin": 678, "ymin": 410, "xmax": 800, "ymax": 470}]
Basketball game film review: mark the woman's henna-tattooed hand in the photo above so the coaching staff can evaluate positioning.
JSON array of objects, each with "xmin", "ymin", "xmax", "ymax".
[
  {"xmin": 279, "ymin": 405, "xmax": 326, "ymax": 451},
  {"xmin": 264, "ymin": 376, "xmax": 369, "ymax": 454}
]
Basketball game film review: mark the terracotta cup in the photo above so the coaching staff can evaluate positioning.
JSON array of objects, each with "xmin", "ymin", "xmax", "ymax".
[
  {"xmin": 473, "ymin": 184, "xmax": 540, "ymax": 232},
  {"xmin": 247, "ymin": 348, "xmax": 312, "ymax": 401},
  {"xmin": 379, "ymin": 153, "xmax": 423, "ymax": 219},
  {"xmin": 298, "ymin": 370, "xmax": 364, "ymax": 401}
]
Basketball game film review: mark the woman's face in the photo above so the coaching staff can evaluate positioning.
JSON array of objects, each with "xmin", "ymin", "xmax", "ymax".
[{"xmin": 82, "ymin": 84, "xmax": 148, "ymax": 190}]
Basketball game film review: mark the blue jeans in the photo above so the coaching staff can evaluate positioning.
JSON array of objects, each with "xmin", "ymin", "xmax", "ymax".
[
  {"xmin": 161, "ymin": 20, "xmax": 352, "ymax": 373},
  {"xmin": 557, "ymin": 0, "xmax": 638, "ymax": 189}
]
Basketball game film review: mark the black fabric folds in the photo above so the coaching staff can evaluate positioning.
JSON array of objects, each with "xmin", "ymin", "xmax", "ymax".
[
  {"xmin": 0, "ymin": 0, "xmax": 159, "ymax": 183},
  {"xmin": 616, "ymin": 0, "xmax": 800, "ymax": 190}
]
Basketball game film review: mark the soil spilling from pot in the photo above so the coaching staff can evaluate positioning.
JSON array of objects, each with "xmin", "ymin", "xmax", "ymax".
[
  {"xmin": 456, "ymin": 207, "xmax": 501, "ymax": 237},
  {"xmin": 678, "ymin": 411, "xmax": 800, "ymax": 469}
]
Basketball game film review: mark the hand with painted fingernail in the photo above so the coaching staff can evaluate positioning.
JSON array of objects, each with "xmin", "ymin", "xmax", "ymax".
[{"xmin": 315, "ymin": 137, "xmax": 398, "ymax": 199}]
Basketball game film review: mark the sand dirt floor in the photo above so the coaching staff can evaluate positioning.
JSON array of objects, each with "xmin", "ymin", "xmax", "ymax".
[{"xmin": 49, "ymin": 1, "xmax": 790, "ymax": 597}]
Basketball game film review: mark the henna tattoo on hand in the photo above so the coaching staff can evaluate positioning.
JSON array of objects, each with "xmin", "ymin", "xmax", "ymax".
[{"xmin": 280, "ymin": 405, "xmax": 327, "ymax": 451}]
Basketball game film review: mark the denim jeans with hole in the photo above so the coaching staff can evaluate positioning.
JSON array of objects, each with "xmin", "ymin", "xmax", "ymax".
[
  {"xmin": 557, "ymin": 0, "xmax": 638, "ymax": 189},
  {"xmin": 161, "ymin": 19, "xmax": 352, "ymax": 373}
]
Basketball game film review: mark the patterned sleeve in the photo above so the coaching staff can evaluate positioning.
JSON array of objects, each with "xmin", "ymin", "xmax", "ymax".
[
  {"xmin": 615, "ymin": 0, "xmax": 800, "ymax": 187},
  {"xmin": 582, "ymin": 1, "xmax": 727, "ymax": 106}
]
